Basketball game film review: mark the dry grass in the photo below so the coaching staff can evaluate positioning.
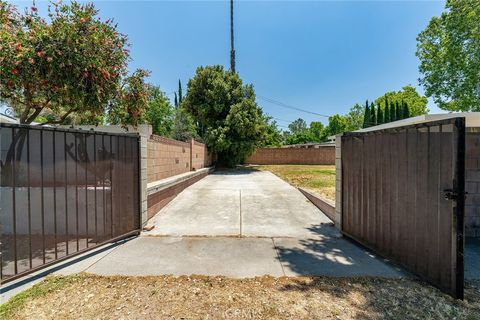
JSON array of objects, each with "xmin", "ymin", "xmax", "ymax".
[
  {"xmin": 2, "ymin": 274, "xmax": 479, "ymax": 320},
  {"xmin": 255, "ymin": 165, "xmax": 336, "ymax": 201}
]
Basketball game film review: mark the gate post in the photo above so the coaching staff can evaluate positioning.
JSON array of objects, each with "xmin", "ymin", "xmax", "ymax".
[{"xmin": 335, "ymin": 134, "xmax": 342, "ymax": 230}]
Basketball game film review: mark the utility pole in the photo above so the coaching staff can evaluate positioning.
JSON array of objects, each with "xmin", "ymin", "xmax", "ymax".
[{"xmin": 230, "ymin": 0, "xmax": 236, "ymax": 73}]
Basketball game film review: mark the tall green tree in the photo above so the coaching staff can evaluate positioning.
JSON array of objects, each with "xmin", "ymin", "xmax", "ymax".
[
  {"xmin": 309, "ymin": 121, "xmax": 325, "ymax": 141},
  {"xmin": 346, "ymin": 103, "xmax": 364, "ymax": 131},
  {"xmin": 377, "ymin": 105, "xmax": 384, "ymax": 125},
  {"xmin": 178, "ymin": 79, "xmax": 183, "ymax": 105},
  {"xmin": 374, "ymin": 85, "xmax": 428, "ymax": 116},
  {"xmin": 324, "ymin": 114, "xmax": 349, "ymax": 137},
  {"xmin": 390, "ymin": 101, "xmax": 396, "ymax": 122},
  {"xmin": 395, "ymin": 101, "xmax": 402, "ymax": 120},
  {"xmin": 370, "ymin": 102, "xmax": 377, "ymax": 126},
  {"xmin": 261, "ymin": 116, "xmax": 283, "ymax": 147},
  {"xmin": 384, "ymin": 100, "xmax": 391, "ymax": 123},
  {"xmin": 108, "ymin": 69, "xmax": 150, "ymax": 126},
  {"xmin": 417, "ymin": 0, "xmax": 480, "ymax": 111},
  {"xmin": 362, "ymin": 100, "xmax": 371, "ymax": 128},
  {"xmin": 0, "ymin": 1, "xmax": 144, "ymax": 125},
  {"xmin": 144, "ymin": 86, "xmax": 175, "ymax": 136},
  {"xmin": 172, "ymin": 107, "xmax": 197, "ymax": 141},
  {"xmin": 288, "ymin": 118, "xmax": 308, "ymax": 135},
  {"xmin": 183, "ymin": 65, "xmax": 267, "ymax": 166},
  {"xmin": 402, "ymin": 101, "xmax": 410, "ymax": 119},
  {"xmin": 174, "ymin": 92, "xmax": 178, "ymax": 108}
]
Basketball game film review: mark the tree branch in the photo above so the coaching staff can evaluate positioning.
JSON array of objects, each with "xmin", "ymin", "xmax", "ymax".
[
  {"xmin": 24, "ymin": 107, "xmax": 43, "ymax": 124},
  {"xmin": 40, "ymin": 108, "xmax": 79, "ymax": 125}
]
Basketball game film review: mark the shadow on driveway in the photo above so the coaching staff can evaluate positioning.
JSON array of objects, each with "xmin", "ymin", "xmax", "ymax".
[{"xmin": 274, "ymin": 223, "xmax": 406, "ymax": 278}]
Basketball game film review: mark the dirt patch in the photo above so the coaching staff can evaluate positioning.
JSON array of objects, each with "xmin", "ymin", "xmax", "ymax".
[
  {"xmin": 254, "ymin": 165, "xmax": 336, "ymax": 201},
  {"xmin": 3, "ymin": 274, "xmax": 479, "ymax": 319}
]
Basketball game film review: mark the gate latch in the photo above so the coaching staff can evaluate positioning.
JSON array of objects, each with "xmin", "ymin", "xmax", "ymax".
[
  {"xmin": 442, "ymin": 189, "xmax": 468, "ymax": 201},
  {"xmin": 443, "ymin": 189, "xmax": 458, "ymax": 201}
]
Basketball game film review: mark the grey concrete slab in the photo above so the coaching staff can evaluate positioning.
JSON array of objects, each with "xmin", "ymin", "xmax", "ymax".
[
  {"xmin": 145, "ymin": 169, "xmax": 331, "ymax": 238},
  {"xmin": 273, "ymin": 233, "xmax": 405, "ymax": 278},
  {"xmin": 241, "ymin": 188, "xmax": 332, "ymax": 238},
  {"xmin": 465, "ymin": 238, "xmax": 480, "ymax": 280},
  {"xmin": 85, "ymin": 236, "xmax": 285, "ymax": 278},
  {"xmin": 145, "ymin": 188, "xmax": 240, "ymax": 236}
]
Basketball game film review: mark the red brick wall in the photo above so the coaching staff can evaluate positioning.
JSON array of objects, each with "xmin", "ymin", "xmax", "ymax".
[
  {"xmin": 466, "ymin": 132, "xmax": 480, "ymax": 237},
  {"xmin": 244, "ymin": 146, "xmax": 335, "ymax": 165}
]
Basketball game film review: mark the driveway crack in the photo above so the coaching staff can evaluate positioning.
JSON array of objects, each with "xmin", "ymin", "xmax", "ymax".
[
  {"xmin": 272, "ymin": 238, "xmax": 286, "ymax": 276},
  {"xmin": 239, "ymin": 189, "xmax": 242, "ymax": 238}
]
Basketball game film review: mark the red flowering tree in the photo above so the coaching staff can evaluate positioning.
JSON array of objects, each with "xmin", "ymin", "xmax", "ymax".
[{"xmin": 0, "ymin": 1, "xmax": 147, "ymax": 125}]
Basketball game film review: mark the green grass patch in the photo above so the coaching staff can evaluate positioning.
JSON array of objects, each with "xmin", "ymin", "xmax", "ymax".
[
  {"xmin": 0, "ymin": 275, "xmax": 79, "ymax": 319},
  {"xmin": 253, "ymin": 165, "xmax": 336, "ymax": 201}
]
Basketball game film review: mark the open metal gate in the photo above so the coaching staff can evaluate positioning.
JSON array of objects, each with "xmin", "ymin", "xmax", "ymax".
[
  {"xmin": 1, "ymin": 123, "xmax": 141, "ymax": 283},
  {"xmin": 341, "ymin": 117, "xmax": 465, "ymax": 299}
]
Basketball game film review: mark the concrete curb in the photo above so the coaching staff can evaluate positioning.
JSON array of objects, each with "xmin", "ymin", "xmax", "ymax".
[
  {"xmin": 298, "ymin": 188, "xmax": 336, "ymax": 222},
  {"xmin": 147, "ymin": 167, "xmax": 214, "ymax": 196}
]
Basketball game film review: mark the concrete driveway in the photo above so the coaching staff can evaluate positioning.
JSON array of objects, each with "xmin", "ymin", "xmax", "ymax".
[
  {"xmin": 84, "ymin": 169, "xmax": 404, "ymax": 278},
  {"xmin": 144, "ymin": 169, "xmax": 334, "ymax": 238},
  {"xmin": 2, "ymin": 169, "xmax": 407, "ymax": 302}
]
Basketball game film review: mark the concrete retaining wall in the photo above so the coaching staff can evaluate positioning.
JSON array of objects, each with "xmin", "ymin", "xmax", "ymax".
[
  {"xmin": 298, "ymin": 188, "xmax": 336, "ymax": 222},
  {"xmin": 146, "ymin": 169, "xmax": 211, "ymax": 220},
  {"xmin": 466, "ymin": 132, "xmax": 480, "ymax": 237},
  {"xmin": 245, "ymin": 146, "xmax": 335, "ymax": 165}
]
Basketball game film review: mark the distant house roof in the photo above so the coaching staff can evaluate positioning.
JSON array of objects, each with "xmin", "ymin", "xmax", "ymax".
[
  {"xmin": 0, "ymin": 113, "xmax": 19, "ymax": 124},
  {"xmin": 354, "ymin": 112, "xmax": 480, "ymax": 133},
  {"xmin": 282, "ymin": 141, "xmax": 335, "ymax": 149}
]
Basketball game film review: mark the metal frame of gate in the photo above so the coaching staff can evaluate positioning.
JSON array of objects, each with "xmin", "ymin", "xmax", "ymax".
[
  {"xmin": 0, "ymin": 123, "xmax": 141, "ymax": 284},
  {"xmin": 341, "ymin": 117, "xmax": 465, "ymax": 299}
]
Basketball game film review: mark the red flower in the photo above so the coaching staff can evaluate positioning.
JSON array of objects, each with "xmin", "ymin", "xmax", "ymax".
[
  {"xmin": 82, "ymin": 71, "xmax": 88, "ymax": 78},
  {"xmin": 11, "ymin": 68, "xmax": 18, "ymax": 75},
  {"xmin": 37, "ymin": 51, "xmax": 45, "ymax": 58},
  {"xmin": 31, "ymin": 6, "xmax": 37, "ymax": 12}
]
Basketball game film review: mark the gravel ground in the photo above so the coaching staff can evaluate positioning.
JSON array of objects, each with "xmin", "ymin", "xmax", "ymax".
[{"xmin": 2, "ymin": 274, "xmax": 479, "ymax": 320}]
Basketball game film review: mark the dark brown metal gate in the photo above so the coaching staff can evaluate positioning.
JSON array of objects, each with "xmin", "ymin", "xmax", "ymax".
[
  {"xmin": 1, "ymin": 123, "xmax": 141, "ymax": 283},
  {"xmin": 341, "ymin": 117, "xmax": 465, "ymax": 299}
]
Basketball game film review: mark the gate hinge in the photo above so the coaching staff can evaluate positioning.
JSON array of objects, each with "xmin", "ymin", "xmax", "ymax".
[{"xmin": 442, "ymin": 189, "xmax": 468, "ymax": 201}]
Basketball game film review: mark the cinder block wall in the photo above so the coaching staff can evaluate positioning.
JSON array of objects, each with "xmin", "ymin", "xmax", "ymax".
[
  {"xmin": 465, "ymin": 132, "xmax": 480, "ymax": 237},
  {"xmin": 147, "ymin": 136, "xmax": 212, "ymax": 183},
  {"xmin": 191, "ymin": 140, "xmax": 212, "ymax": 170},
  {"xmin": 244, "ymin": 146, "xmax": 335, "ymax": 165},
  {"xmin": 147, "ymin": 136, "xmax": 191, "ymax": 182}
]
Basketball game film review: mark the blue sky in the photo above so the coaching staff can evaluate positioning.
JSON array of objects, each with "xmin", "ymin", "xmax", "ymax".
[{"xmin": 11, "ymin": 1, "xmax": 446, "ymax": 127}]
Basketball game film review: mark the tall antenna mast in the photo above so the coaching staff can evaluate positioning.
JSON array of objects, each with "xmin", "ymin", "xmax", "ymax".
[{"xmin": 230, "ymin": 0, "xmax": 236, "ymax": 73}]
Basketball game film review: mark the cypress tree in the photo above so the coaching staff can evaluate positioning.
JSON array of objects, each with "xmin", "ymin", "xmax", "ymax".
[
  {"xmin": 370, "ymin": 102, "xmax": 377, "ymax": 126},
  {"xmin": 402, "ymin": 101, "xmax": 410, "ymax": 119},
  {"xmin": 390, "ymin": 101, "xmax": 396, "ymax": 121},
  {"xmin": 384, "ymin": 100, "xmax": 390, "ymax": 123},
  {"xmin": 363, "ymin": 100, "xmax": 370, "ymax": 128},
  {"xmin": 395, "ymin": 101, "xmax": 402, "ymax": 120},
  {"xmin": 377, "ymin": 104, "xmax": 384, "ymax": 124},
  {"xmin": 174, "ymin": 92, "xmax": 178, "ymax": 108},
  {"xmin": 178, "ymin": 80, "xmax": 183, "ymax": 105}
]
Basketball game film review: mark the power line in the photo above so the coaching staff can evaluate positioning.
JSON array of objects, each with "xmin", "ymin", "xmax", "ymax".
[
  {"xmin": 258, "ymin": 95, "xmax": 331, "ymax": 118},
  {"xmin": 271, "ymin": 117, "xmax": 294, "ymax": 123}
]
